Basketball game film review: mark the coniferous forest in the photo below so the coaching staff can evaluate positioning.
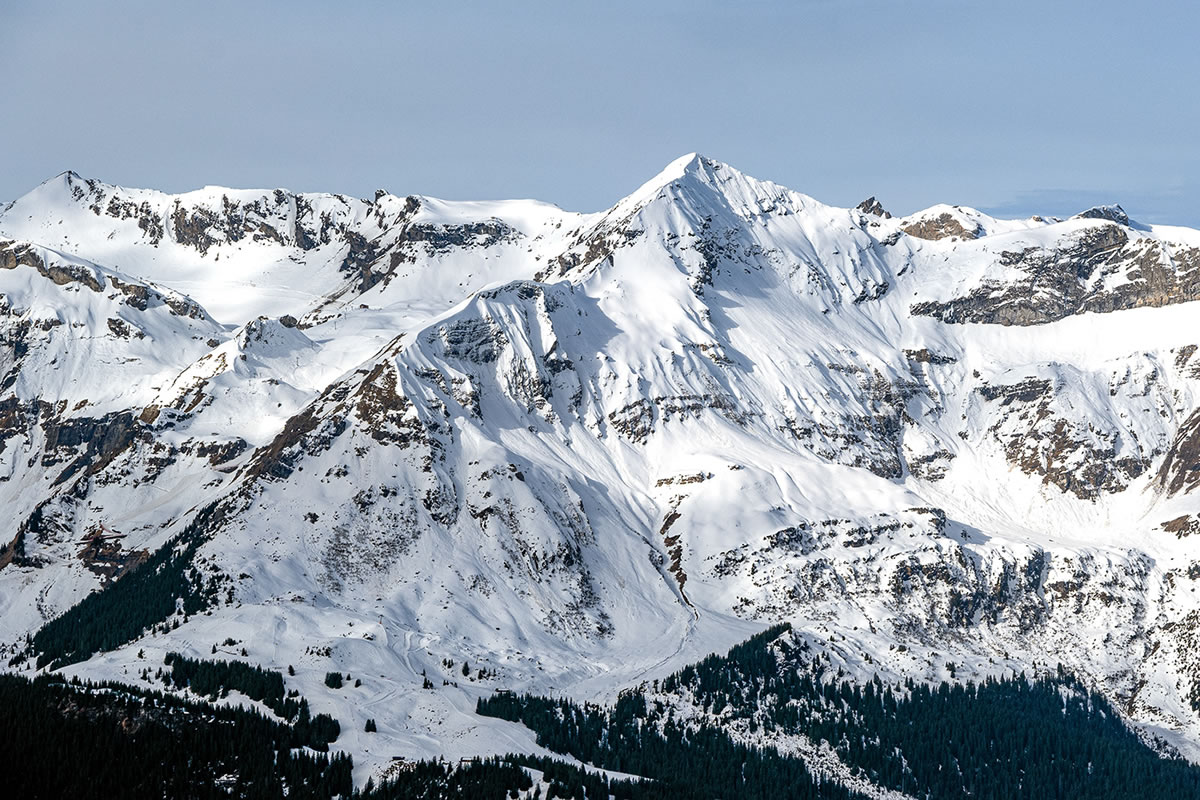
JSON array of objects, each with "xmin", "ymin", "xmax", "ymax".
[
  {"xmin": 22, "ymin": 504, "xmax": 226, "ymax": 671},
  {"xmin": 8, "ymin": 625, "xmax": 1200, "ymax": 799},
  {"xmin": 161, "ymin": 652, "xmax": 340, "ymax": 749},
  {"xmin": 0, "ymin": 673, "xmax": 351, "ymax": 800},
  {"xmin": 478, "ymin": 624, "xmax": 1200, "ymax": 800}
]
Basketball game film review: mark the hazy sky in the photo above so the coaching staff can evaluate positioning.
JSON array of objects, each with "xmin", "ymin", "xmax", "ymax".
[{"xmin": 3, "ymin": 0, "xmax": 1198, "ymax": 225}]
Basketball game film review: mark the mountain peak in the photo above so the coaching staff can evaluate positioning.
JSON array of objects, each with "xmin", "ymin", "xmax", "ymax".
[
  {"xmin": 1074, "ymin": 204, "xmax": 1130, "ymax": 226},
  {"xmin": 610, "ymin": 153, "xmax": 801, "ymax": 223},
  {"xmin": 32, "ymin": 169, "xmax": 91, "ymax": 197},
  {"xmin": 661, "ymin": 151, "xmax": 710, "ymax": 176},
  {"xmin": 856, "ymin": 196, "xmax": 891, "ymax": 218},
  {"xmin": 621, "ymin": 152, "xmax": 720, "ymax": 205}
]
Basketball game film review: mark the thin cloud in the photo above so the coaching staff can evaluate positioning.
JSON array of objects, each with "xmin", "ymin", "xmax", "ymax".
[{"xmin": 982, "ymin": 186, "xmax": 1199, "ymax": 229}]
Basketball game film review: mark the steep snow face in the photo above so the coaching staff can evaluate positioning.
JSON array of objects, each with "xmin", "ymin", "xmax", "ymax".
[{"xmin": 6, "ymin": 157, "xmax": 1200, "ymax": 785}]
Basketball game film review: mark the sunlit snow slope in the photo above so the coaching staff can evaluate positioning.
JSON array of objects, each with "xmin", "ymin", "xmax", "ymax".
[{"xmin": 5, "ymin": 156, "xmax": 1200, "ymax": 785}]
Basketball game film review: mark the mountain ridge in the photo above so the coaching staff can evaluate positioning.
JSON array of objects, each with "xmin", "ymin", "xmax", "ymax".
[{"xmin": 4, "ymin": 155, "xmax": 1200, "ymax": 789}]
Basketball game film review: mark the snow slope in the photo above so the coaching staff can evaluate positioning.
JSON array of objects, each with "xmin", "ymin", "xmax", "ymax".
[{"xmin": 5, "ymin": 156, "xmax": 1200, "ymax": 787}]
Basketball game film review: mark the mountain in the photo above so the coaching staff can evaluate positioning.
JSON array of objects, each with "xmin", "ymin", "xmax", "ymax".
[{"xmin": 4, "ymin": 156, "xmax": 1200, "ymax": 792}]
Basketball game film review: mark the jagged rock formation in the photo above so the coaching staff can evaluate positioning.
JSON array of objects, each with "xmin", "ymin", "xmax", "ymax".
[
  {"xmin": 856, "ymin": 196, "xmax": 891, "ymax": 219},
  {"xmin": 912, "ymin": 223, "xmax": 1200, "ymax": 325}
]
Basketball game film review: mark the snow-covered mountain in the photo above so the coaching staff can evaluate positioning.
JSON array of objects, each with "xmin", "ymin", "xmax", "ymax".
[{"xmin": 4, "ymin": 156, "xmax": 1200, "ymax": 788}]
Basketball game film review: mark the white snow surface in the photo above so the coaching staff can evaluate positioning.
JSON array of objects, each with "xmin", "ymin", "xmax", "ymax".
[{"xmin": 4, "ymin": 157, "xmax": 1200, "ymax": 790}]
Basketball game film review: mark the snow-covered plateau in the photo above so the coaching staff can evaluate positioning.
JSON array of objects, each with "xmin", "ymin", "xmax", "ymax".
[{"xmin": 4, "ymin": 155, "xmax": 1200, "ymax": 788}]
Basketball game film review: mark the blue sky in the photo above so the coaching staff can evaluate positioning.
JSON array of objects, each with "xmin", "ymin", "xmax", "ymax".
[{"xmin": 3, "ymin": 0, "xmax": 1198, "ymax": 225}]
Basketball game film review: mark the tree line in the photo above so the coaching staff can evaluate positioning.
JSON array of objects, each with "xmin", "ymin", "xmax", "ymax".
[
  {"xmin": 23, "ymin": 503, "xmax": 227, "ymax": 670},
  {"xmin": 162, "ymin": 652, "xmax": 339, "ymax": 749},
  {"xmin": 479, "ymin": 623, "xmax": 1200, "ymax": 799},
  {"xmin": 0, "ymin": 672, "xmax": 350, "ymax": 800}
]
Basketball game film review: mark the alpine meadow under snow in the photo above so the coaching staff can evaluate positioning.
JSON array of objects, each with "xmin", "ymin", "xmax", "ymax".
[{"xmin": 6, "ymin": 155, "xmax": 1200, "ymax": 793}]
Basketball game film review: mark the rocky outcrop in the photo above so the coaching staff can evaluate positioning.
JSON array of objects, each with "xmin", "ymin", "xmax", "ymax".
[
  {"xmin": 1, "ymin": 239, "xmax": 104, "ymax": 292},
  {"xmin": 1156, "ymin": 409, "xmax": 1200, "ymax": 496},
  {"xmin": 902, "ymin": 213, "xmax": 981, "ymax": 241},
  {"xmin": 1075, "ymin": 204, "xmax": 1130, "ymax": 225},
  {"xmin": 41, "ymin": 410, "xmax": 139, "ymax": 488},
  {"xmin": 913, "ymin": 224, "xmax": 1200, "ymax": 326},
  {"xmin": 976, "ymin": 377, "xmax": 1151, "ymax": 499},
  {"xmin": 856, "ymin": 197, "xmax": 891, "ymax": 218},
  {"xmin": 100, "ymin": 195, "xmax": 164, "ymax": 244},
  {"xmin": 169, "ymin": 194, "xmax": 291, "ymax": 254}
]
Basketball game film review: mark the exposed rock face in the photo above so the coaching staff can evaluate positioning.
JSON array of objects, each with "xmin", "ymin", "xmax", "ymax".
[
  {"xmin": 541, "ymin": 224, "xmax": 638, "ymax": 282},
  {"xmin": 40, "ymin": 410, "xmax": 138, "ymax": 487},
  {"xmin": 75, "ymin": 528, "xmax": 149, "ymax": 583},
  {"xmin": 856, "ymin": 196, "xmax": 891, "ymax": 218},
  {"xmin": 1161, "ymin": 514, "xmax": 1200, "ymax": 537},
  {"xmin": 904, "ymin": 348, "xmax": 956, "ymax": 365},
  {"xmin": 0, "ymin": 532, "xmax": 24, "ymax": 569},
  {"xmin": 1075, "ymin": 204, "xmax": 1131, "ymax": 226},
  {"xmin": 402, "ymin": 219, "xmax": 518, "ymax": 255},
  {"xmin": 1, "ymin": 239, "xmax": 104, "ymax": 292},
  {"xmin": 169, "ymin": 195, "xmax": 292, "ymax": 254},
  {"xmin": 339, "ymin": 210, "xmax": 519, "ymax": 294},
  {"xmin": 972, "ymin": 372, "xmax": 1161, "ymax": 499},
  {"xmin": 913, "ymin": 224, "xmax": 1200, "ymax": 325},
  {"xmin": 902, "ymin": 212, "xmax": 981, "ymax": 241},
  {"xmin": 0, "ymin": 240, "xmax": 44, "ymax": 272},
  {"xmin": 1157, "ymin": 409, "xmax": 1200, "ymax": 496},
  {"xmin": 704, "ymin": 502, "xmax": 1146, "ymax": 643},
  {"xmin": 100, "ymin": 195, "xmax": 164, "ymax": 243}
]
